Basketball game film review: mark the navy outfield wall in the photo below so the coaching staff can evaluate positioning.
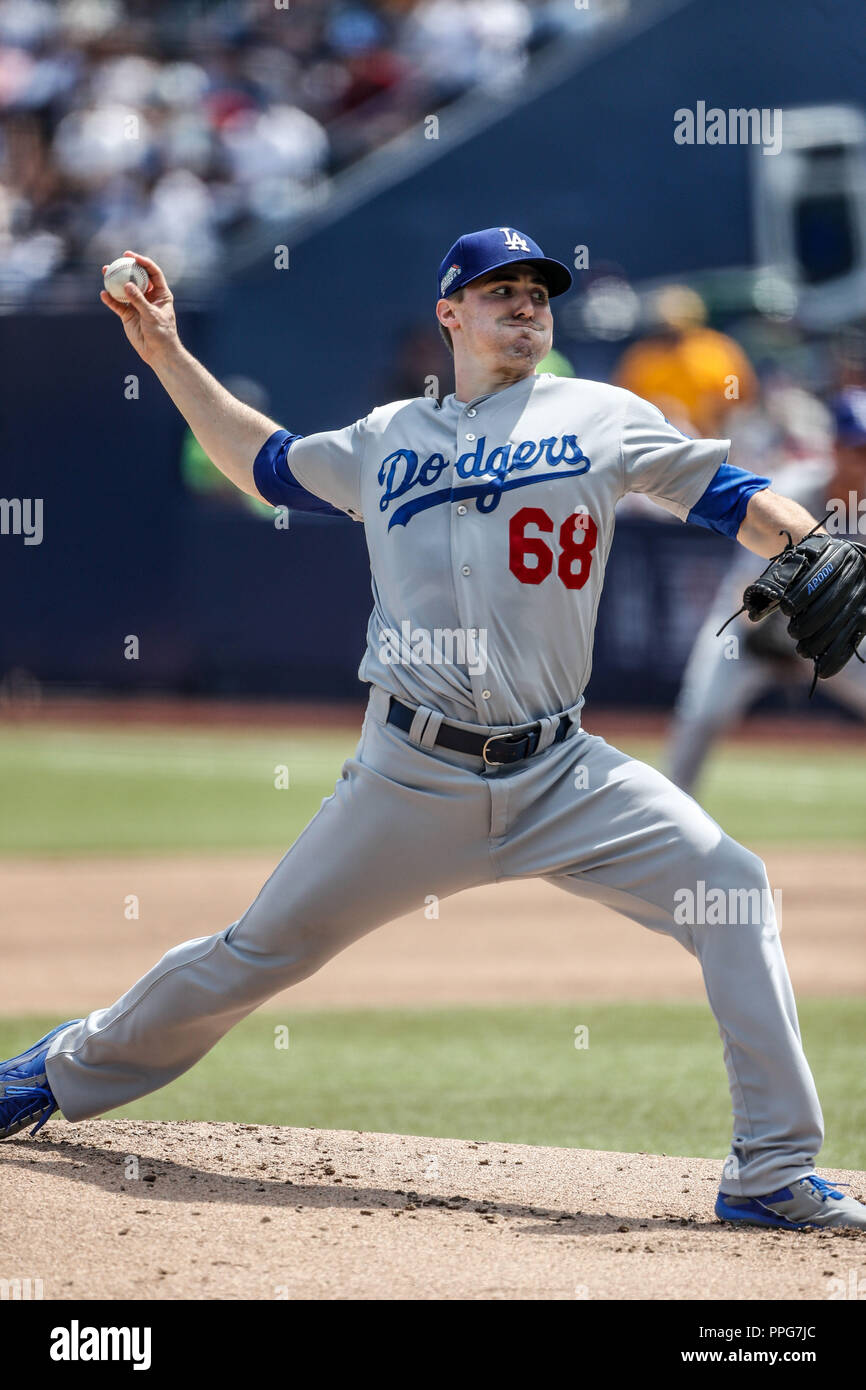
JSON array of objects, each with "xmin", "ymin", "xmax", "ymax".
[
  {"xmin": 0, "ymin": 309, "xmax": 371, "ymax": 696},
  {"xmin": 0, "ymin": 309, "xmax": 191, "ymax": 689}
]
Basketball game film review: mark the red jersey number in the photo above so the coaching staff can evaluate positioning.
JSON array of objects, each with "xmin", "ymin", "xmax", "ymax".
[
  {"xmin": 508, "ymin": 506, "xmax": 598, "ymax": 590},
  {"xmin": 557, "ymin": 510, "xmax": 598, "ymax": 591},
  {"xmin": 508, "ymin": 506, "xmax": 554, "ymax": 585}
]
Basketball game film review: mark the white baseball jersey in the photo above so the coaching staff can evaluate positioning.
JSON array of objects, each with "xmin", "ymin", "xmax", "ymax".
[{"xmin": 273, "ymin": 374, "xmax": 730, "ymax": 725}]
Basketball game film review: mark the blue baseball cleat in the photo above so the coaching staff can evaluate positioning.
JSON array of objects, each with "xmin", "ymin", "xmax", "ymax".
[
  {"xmin": 0, "ymin": 1021, "xmax": 81, "ymax": 1140},
  {"xmin": 716, "ymin": 1174, "xmax": 866, "ymax": 1231}
]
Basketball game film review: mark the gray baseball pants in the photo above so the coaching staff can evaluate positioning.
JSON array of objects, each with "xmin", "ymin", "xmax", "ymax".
[{"xmin": 46, "ymin": 684, "xmax": 822, "ymax": 1197}]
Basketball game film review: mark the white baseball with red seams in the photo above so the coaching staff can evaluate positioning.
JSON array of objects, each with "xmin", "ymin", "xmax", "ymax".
[{"xmin": 103, "ymin": 256, "xmax": 148, "ymax": 303}]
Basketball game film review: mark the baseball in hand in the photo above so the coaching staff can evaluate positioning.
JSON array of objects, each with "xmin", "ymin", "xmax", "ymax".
[{"xmin": 103, "ymin": 256, "xmax": 149, "ymax": 302}]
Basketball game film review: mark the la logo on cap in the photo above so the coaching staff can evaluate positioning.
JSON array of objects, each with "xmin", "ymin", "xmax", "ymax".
[{"xmin": 500, "ymin": 228, "xmax": 531, "ymax": 252}]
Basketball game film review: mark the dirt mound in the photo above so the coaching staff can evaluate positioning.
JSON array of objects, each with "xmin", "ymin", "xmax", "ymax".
[{"xmin": 1, "ymin": 1120, "xmax": 863, "ymax": 1300}]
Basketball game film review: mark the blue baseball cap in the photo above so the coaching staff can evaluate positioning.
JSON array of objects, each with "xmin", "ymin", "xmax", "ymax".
[
  {"xmin": 436, "ymin": 226, "xmax": 572, "ymax": 302},
  {"xmin": 831, "ymin": 388, "xmax": 866, "ymax": 445}
]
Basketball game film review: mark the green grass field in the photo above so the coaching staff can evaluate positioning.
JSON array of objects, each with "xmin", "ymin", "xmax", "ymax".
[
  {"xmin": 0, "ymin": 725, "xmax": 864, "ymax": 853},
  {"xmin": 3, "ymin": 1002, "xmax": 864, "ymax": 1167}
]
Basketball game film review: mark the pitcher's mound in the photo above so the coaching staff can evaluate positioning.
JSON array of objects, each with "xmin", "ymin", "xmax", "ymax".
[{"xmin": 1, "ymin": 1121, "xmax": 862, "ymax": 1300}]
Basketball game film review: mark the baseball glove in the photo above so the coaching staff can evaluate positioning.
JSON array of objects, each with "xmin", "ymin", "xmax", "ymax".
[{"xmin": 719, "ymin": 520, "xmax": 866, "ymax": 693}]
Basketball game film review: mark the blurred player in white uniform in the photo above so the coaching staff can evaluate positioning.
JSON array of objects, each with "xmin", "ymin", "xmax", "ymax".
[{"xmin": 667, "ymin": 389, "xmax": 866, "ymax": 794}]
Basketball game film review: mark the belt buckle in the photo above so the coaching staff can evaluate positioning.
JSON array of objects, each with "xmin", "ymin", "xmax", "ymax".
[
  {"xmin": 481, "ymin": 730, "xmax": 529, "ymax": 766},
  {"xmin": 481, "ymin": 732, "xmax": 510, "ymax": 766}
]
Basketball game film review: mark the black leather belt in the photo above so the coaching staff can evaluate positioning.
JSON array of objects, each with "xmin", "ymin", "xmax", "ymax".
[{"xmin": 386, "ymin": 696, "xmax": 571, "ymax": 766}]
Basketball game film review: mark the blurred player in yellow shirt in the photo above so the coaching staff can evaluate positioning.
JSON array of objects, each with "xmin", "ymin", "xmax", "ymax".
[{"xmin": 615, "ymin": 285, "xmax": 757, "ymax": 437}]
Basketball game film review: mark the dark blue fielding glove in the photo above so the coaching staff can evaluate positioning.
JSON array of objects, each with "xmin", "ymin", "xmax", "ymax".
[{"xmin": 740, "ymin": 527, "xmax": 866, "ymax": 690}]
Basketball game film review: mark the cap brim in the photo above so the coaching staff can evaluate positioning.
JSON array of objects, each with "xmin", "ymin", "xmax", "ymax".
[{"xmin": 461, "ymin": 256, "xmax": 573, "ymax": 298}]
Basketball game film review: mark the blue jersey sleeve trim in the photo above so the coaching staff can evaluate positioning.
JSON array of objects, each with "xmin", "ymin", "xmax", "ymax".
[
  {"xmin": 252, "ymin": 429, "xmax": 345, "ymax": 517},
  {"xmin": 686, "ymin": 459, "xmax": 771, "ymax": 539}
]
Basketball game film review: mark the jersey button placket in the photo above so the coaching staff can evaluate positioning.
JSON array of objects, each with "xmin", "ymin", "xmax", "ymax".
[{"xmin": 451, "ymin": 402, "xmax": 492, "ymax": 724}]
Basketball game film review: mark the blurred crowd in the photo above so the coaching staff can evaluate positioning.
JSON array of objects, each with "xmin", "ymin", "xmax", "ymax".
[
  {"xmin": 0, "ymin": 0, "xmax": 627, "ymax": 304},
  {"xmin": 612, "ymin": 290, "xmax": 866, "ymax": 520},
  {"xmin": 610, "ymin": 287, "xmax": 866, "ymax": 511}
]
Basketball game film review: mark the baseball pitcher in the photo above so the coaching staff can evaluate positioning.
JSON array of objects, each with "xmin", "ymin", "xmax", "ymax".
[{"xmin": 3, "ymin": 227, "xmax": 866, "ymax": 1232}]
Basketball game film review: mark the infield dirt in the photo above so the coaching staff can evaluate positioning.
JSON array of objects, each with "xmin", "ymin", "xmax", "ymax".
[
  {"xmin": 1, "ymin": 847, "xmax": 863, "ymax": 1013},
  {"xmin": 1, "ymin": 1119, "xmax": 863, "ymax": 1300}
]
